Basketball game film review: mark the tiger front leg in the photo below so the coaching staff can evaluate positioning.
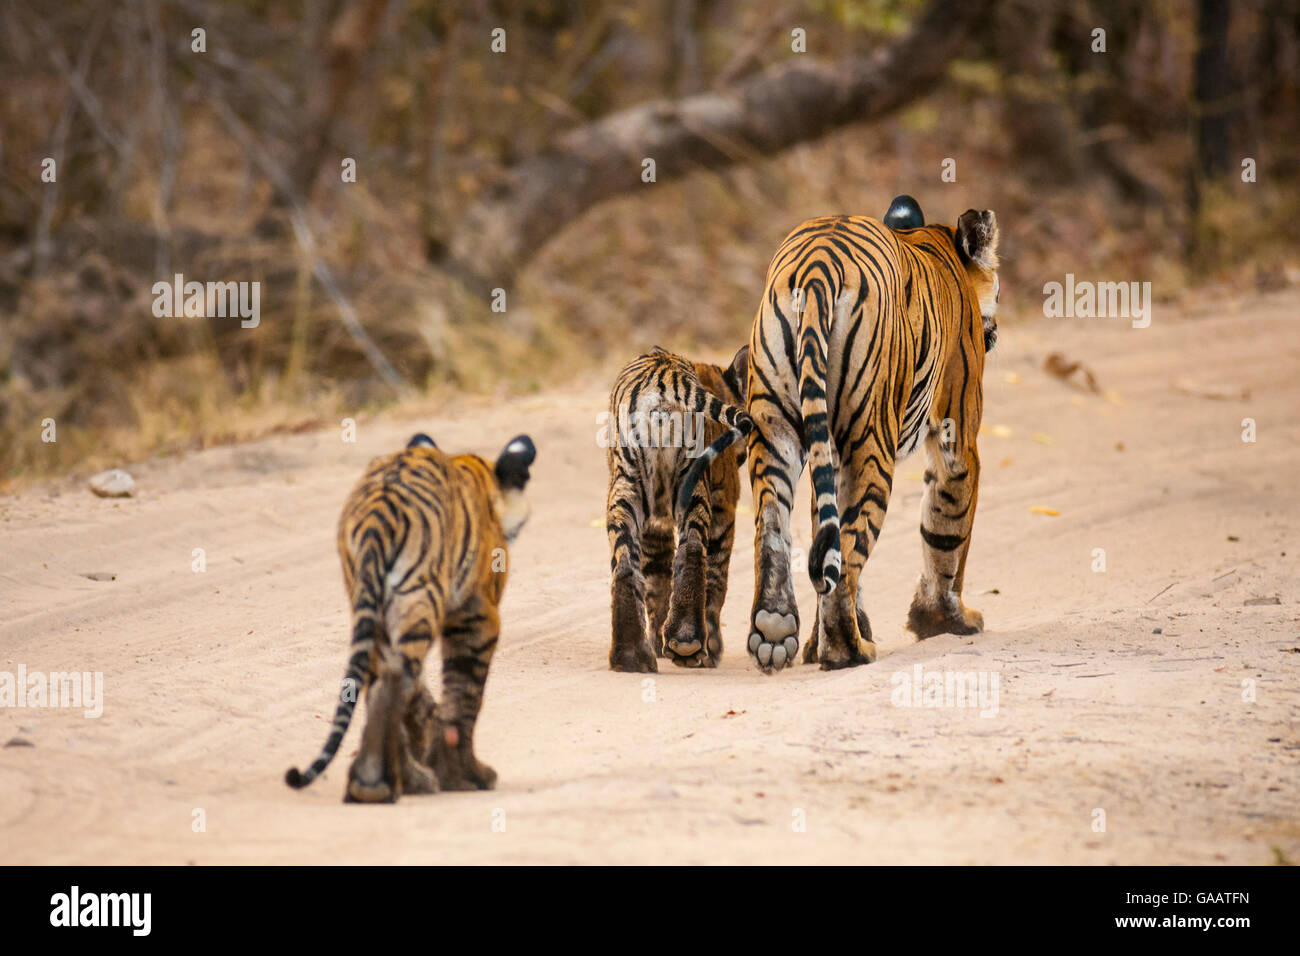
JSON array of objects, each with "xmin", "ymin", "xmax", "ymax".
[
  {"xmin": 432, "ymin": 605, "xmax": 500, "ymax": 791},
  {"xmin": 908, "ymin": 437, "xmax": 984, "ymax": 639}
]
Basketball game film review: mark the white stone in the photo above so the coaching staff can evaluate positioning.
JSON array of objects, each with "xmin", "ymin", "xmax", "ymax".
[{"xmin": 89, "ymin": 469, "xmax": 134, "ymax": 498}]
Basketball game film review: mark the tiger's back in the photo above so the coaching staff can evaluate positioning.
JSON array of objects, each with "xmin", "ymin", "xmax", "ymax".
[
  {"xmin": 605, "ymin": 348, "xmax": 747, "ymax": 512},
  {"xmin": 759, "ymin": 215, "xmax": 988, "ymax": 458},
  {"xmin": 338, "ymin": 445, "xmax": 508, "ymax": 632}
]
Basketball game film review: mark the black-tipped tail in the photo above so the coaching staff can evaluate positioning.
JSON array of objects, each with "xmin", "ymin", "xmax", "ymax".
[
  {"xmin": 809, "ymin": 522, "xmax": 842, "ymax": 595},
  {"xmin": 284, "ymin": 642, "xmax": 370, "ymax": 791},
  {"xmin": 796, "ymin": 285, "xmax": 842, "ymax": 597},
  {"xmin": 676, "ymin": 419, "xmax": 752, "ymax": 514}
]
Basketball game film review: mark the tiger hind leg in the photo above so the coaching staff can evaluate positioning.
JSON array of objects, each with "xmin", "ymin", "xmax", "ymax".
[
  {"xmin": 804, "ymin": 601, "xmax": 873, "ymax": 665},
  {"xmin": 663, "ymin": 466, "xmax": 712, "ymax": 668},
  {"xmin": 814, "ymin": 564, "xmax": 879, "ymax": 669},
  {"xmin": 641, "ymin": 519, "xmax": 674, "ymax": 658},
  {"xmin": 803, "ymin": 574, "xmax": 873, "ymax": 666},
  {"xmin": 803, "ymin": 496, "xmax": 823, "ymax": 663},
  {"xmin": 400, "ymin": 681, "xmax": 440, "ymax": 795},
  {"xmin": 699, "ymin": 495, "xmax": 738, "ymax": 667},
  {"xmin": 346, "ymin": 613, "xmax": 437, "ymax": 803},
  {"xmin": 814, "ymin": 437, "xmax": 892, "ymax": 669},
  {"xmin": 607, "ymin": 466, "xmax": 658, "ymax": 672},
  {"xmin": 346, "ymin": 660, "xmax": 427, "ymax": 803},
  {"xmin": 746, "ymin": 417, "xmax": 803, "ymax": 672}
]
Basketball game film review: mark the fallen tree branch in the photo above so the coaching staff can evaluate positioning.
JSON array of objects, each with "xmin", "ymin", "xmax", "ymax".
[{"xmin": 434, "ymin": 0, "xmax": 992, "ymax": 291}]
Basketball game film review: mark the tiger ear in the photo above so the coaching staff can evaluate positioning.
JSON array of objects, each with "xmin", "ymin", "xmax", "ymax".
[
  {"xmin": 494, "ymin": 435, "xmax": 536, "ymax": 491},
  {"xmin": 407, "ymin": 433, "xmax": 437, "ymax": 449},
  {"xmin": 883, "ymin": 194, "xmax": 925, "ymax": 230},
  {"xmin": 956, "ymin": 209, "xmax": 999, "ymax": 271},
  {"xmin": 725, "ymin": 345, "xmax": 750, "ymax": 402}
]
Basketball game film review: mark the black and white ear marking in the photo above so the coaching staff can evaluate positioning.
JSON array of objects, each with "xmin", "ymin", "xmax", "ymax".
[
  {"xmin": 407, "ymin": 433, "xmax": 437, "ymax": 449},
  {"xmin": 883, "ymin": 195, "xmax": 925, "ymax": 230},
  {"xmin": 955, "ymin": 209, "xmax": 999, "ymax": 271},
  {"xmin": 725, "ymin": 345, "xmax": 750, "ymax": 402},
  {"xmin": 495, "ymin": 435, "xmax": 536, "ymax": 491}
]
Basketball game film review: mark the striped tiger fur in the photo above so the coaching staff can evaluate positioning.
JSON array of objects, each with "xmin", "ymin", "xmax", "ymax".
[
  {"xmin": 743, "ymin": 198, "xmax": 1000, "ymax": 672},
  {"xmin": 285, "ymin": 431, "xmax": 536, "ymax": 802},
  {"xmin": 605, "ymin": 346, "xmax": 751, "ymax": 671}
]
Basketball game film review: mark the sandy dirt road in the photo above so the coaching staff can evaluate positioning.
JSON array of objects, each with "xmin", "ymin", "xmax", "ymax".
[{"xmin": 2, "ymin": 291, "xmax": 1297, "ymax": 865}]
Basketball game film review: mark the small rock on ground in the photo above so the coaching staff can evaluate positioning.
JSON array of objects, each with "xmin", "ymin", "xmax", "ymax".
[{"xmin": 89, "ymin": 469, "xmax": 135, "ymax": 498}]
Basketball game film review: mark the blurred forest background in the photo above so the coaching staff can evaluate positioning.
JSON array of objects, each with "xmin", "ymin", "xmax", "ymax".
[{"xmin": 1, "ymin": 0, "xmax": 1297, "ymax": 480}]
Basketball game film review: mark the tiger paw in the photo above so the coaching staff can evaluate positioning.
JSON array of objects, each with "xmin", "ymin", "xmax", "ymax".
[
  {"xmin": 817, "ymin": 605, "xmax": 877, "ymax": 669},
  {"xmin": 441, "ymin": 757, "xmax": 496, "ymax": 792},
  {"xmin": 430, "ymin": 738, "xmax": 498, "ymax": 792},
  {"xmin": 345, "ymin": 760, "xmax": 398, "ymax": 804},
  {"xmin": 748, "ymin": 609, "xmax": 799, "ymax": 673},
  {"xmin": 907, "ymin": 593, "xmax": 984, "ymax": 639},
  {"xmin": 705, "ymin": 627, "xmax": 722, "ymax": 667},
  {"xmin": 664, "ymin": 617, "xmax": 715, "ymax": 668},
  {"xmin": 665, "ymin": 643, "xmax": 714, "ymax": 668},
  {"xmin": 609, "ymin": 639, "xmax": 658, "ymax": 673},
  {"xmin": 818, "ymin": 636, "xmax": 878, "ymax": 669},
  {"xmin": 401, "ymin": 753, "xmax": 439, "ymax": 795}
]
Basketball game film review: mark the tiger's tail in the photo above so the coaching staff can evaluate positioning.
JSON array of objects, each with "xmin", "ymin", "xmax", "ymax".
[
  {"xmin": 675, "ymin": 389, "xmax": 753, "ymax": 515},
  {"xmin": 285, "ymin": 541, "xmax": 385, "ymax": 789},
  {"xmin": 800, "ymin": 285, "xmax": 841, "ymax": 595}
]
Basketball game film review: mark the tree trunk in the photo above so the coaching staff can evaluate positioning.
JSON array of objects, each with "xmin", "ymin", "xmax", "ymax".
[
  {"xmin": 1195, "ymin": 0, "xmax": 1232, "ymax": 180},
  {"xmin": 284, "ymin": 0, "xmax": 390, "ymax": 202},
  {"xmin": 434, "ymin": 0, "xmax": 992, "ymax": 292}
]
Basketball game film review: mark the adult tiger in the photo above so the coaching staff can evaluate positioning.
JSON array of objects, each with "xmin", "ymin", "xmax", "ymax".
[
  {"xmin": 285, "ymin": 431, "xmax": 536, "ymax": 802},
  {"xmin": 741, "ymin": 198, "xmax": 1000, "ymax": 672}
]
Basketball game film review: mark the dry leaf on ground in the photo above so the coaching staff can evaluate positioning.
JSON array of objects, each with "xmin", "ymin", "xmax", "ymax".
[{"xmin": 1043, "ymin": 352, "xmax": 1101, "ymax": 393}]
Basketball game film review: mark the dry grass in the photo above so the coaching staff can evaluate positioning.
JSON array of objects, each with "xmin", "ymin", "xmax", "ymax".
[{"xmin": 2, "ymin": 91, "xmax": 1297, "ymax": 487}]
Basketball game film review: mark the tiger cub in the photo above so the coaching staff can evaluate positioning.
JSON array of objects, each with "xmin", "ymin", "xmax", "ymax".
[
  {"xmin": 605, "ymin": 346, "xmax": 751, "ymax": 671},
  {"xmin": 286, "ymin": 431, "xmax": 536, "ymax": 802}
]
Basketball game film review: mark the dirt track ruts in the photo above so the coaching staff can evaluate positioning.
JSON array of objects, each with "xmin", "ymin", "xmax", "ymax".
[{"xmin": 1, "ymin": 291, "xmax": 1297, "ymax": 864}]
